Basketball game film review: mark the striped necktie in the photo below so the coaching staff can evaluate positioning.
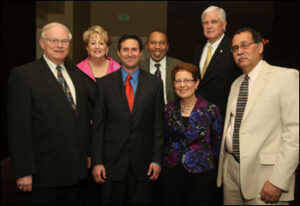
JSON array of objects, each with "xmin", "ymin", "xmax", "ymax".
[
  {"xmin": 56, "ymin": 65, "xmax": 77, "ymax": 114},
  {"xmin": 232, "ymin": 75, "xmax": 249, "ymax": 162},
  {"xmin": 201, "ymin": 45, "xmax": 213, "ymax": 79},
  {"xmin": 154, "ymin": 63, "xmax": 161, "ymax": 79}
]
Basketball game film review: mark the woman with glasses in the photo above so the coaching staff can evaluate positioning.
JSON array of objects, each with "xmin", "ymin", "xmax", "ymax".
[{"xmin": 161, "ymin": 62, "xmax": 222, "ymax": 205}]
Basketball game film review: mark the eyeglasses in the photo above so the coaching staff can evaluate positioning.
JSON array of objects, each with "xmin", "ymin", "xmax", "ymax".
[
  {"xmin": 174, "ymin": 79, "xmax": 196, "ymax": 85},
  {"xmin": 231, "ymin": 42, "xmax": 256, "ymax": 53},
  {"xmin": 44, "ymin": 38, "xmax": 70, "ymax": 45}
]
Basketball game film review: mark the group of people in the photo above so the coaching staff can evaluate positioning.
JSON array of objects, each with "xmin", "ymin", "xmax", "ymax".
[{"xmin": 7, "ymin": 5, "xmax": 298, "ymax": 205}]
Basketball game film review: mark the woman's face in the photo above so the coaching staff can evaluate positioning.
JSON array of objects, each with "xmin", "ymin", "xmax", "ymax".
[
  {"xmin": 87, "ymin": 34, "xmax": 108, "ymax": 59},
  {"xmin": 173, "ymin": 70, "xmax": 199, "ymax": 100}
]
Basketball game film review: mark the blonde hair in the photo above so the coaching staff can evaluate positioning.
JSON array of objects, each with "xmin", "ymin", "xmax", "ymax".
[
  {"xmin": 40, "ymin": 22, "xmax": 72, "ymax": 40},
  {"xmin": 82, "ymin": 25, "xmax": 111, "ymax": 47}
]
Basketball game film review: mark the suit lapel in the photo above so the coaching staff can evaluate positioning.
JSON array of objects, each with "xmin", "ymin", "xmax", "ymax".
[
  {"xmin": 165, "ymin": 57, "xmax": 174, "ymax": 103},
  {"xmin": 115, "ymin": 70, "xmax": 132, "ymax": 114},
  {"xmin": 202, "ymin": 38, "xmax": 227, "ymax": 81},
  {"xmin": 242, "ymin": 63, "xmax": 271, "ymax": 122},
  {"xmin": 38, "ymin": 58, "xmax": 77, "ymax": 116},
  {"xmin": 132, "ymin": 70, "xmax": 148, "ymax": 115}
]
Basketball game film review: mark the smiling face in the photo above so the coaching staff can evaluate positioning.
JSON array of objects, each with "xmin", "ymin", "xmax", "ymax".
[
  {"xmin": 86, "ymin": 33, "xmax": 108, "ymax": 59},
  {"xmin": 39, "ymin": 25, "xmax": 70, "ymax": 65},
  {"xmin": 232, "ymin": 31, "xmax": 263, "ymax": 74},
  {"xmin": 146, "ymin": 31, "xmax": 169, "ymax": 62},
  {"xmin": 202, "ymin": 10, "xmax": 226, "ymax": 44},
  {"xmin": 117, "ymin": 38, "xmax": 142, "ymax": 72},
  {"xmin": 174, "ymin": 70, "xmax": 199, "ymax": 100}
]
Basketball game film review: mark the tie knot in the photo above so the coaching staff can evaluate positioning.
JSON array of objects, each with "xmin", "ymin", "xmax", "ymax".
[
  {"xmin": 126, "ymin": 74, "xmax": 132, "ymax": 81},
  {"xmin": 154, "ymin": 63, "xmax": 161, "ymax": 69},
  {"xmin": 244, "ymin": 75, "xmax": 249, "ymax": 81},
  {"xmin": 56, "ymin": 65, "xmax": 62, "ymax": 72},
  {"xmin": 208, "ymin": 45, "xmax": 213, "ymax": 51}
]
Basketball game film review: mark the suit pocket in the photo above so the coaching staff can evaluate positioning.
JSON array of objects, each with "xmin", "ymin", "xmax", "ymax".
[{"xmin": 259, "ymin": 153, "xmax": 277, "ymax": 165}]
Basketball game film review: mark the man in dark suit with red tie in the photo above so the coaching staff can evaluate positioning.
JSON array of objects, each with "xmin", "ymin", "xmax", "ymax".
[
  {"xmin": 91, "ymin": 35, "xmax": 165, "ymax": 205},
  {"xmin": 7, "ymin": 22, "xmax": 91, "ymax": 204},
  {"xmin": 193, "ymin": 5, "xmax": 241, "ymax": 120}
]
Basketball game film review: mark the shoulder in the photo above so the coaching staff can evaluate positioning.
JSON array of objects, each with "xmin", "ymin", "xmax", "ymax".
[
  {"xmin": 166, "ymin": 56, "xmax": 183, "ymax": 65},
  {"xmin": 264, "ymin": 61, "xmax": 299, "ymax": 79},
  {"xmin": 76, "ymin": 57, "xmax": 88, "ymax": 68},
  {"xmin": 11, "ymin": 59, "xmax": 42, "ymax": 75}
]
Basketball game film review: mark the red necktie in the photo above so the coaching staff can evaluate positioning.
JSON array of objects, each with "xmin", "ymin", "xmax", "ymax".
[{"xmin": 125, "ymin": 75, "xmax": 134, "ymax": 111}]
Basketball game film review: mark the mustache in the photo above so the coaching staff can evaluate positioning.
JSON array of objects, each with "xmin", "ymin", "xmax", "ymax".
[{"xmin": 236, "ymin": 55, "xmax": 248, "ymax": 61}]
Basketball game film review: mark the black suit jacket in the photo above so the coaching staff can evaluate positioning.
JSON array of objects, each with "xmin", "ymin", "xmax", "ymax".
[
  {"xmin": 7, "ymin": 57, "xmax": 91, "ymax": 187},
  {"xmin": 91, "ymin": 69, "xmax": 165, "ymax": 181},
  {"xmin": 193, "ymin": 35, "xmax": 241, "ymax": 119}
]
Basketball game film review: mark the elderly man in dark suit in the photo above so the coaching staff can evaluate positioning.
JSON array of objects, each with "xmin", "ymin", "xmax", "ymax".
[
  {"xmin": 140, "ymin": 29, "xmax": 182, "ymax": 104},
  {"xmin": 91, "ymin": 34, "xmax": 165, "ymax": 205},
  {"xmin": 193, "ymin": 5, "xmax": 241, "ymax": 120},
  {"xmin": 7, "ymin": 22, "xmax": 91, "ymax": 204}
]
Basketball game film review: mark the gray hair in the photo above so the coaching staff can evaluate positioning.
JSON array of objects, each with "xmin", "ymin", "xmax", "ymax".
[
  {"xmin": 40, "ymin": 22, "xmax": 72, "ymax": 40},
  {"xmin": 201, "ymin": 5, "xmax": 226, "ymax": 22}
]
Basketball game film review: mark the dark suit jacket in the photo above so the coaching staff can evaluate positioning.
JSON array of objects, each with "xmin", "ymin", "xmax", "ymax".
[
  {"xmin": 139, "ymin": 56, "xmax": 182, "ymax": 104},
  {"xmin": 193, "ymin": 35, "xmax": 241, "ymax": 120},
  {"xmin": 91, "ymin": 69, "xmax": 165, "ymax": 181},
  {"xmin": 7, "ymin": 57, "xmax": 91, "ymax": 188}
]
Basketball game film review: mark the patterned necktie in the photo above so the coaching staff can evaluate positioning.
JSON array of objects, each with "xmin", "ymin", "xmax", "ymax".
[
  {"xmin": 125, "ymin": 74, "xmax": 134, "ymax": 112},
  {"xmin": 56, "ymin": 65, "xmax": 77, "ymax": 114},
  {"xmin": 154, "ymin": 63, "xmax": 161, "ymax": 79},
  {"xmin": 201, "ymin": 45, "xmax": 213, "ymax": 79},
  {"xmin": 232, "ymin": 75, "xmax": 249, "ymax": 162}
]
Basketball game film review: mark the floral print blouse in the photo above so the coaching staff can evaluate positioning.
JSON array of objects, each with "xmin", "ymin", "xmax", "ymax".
[{"xmin": 163, "ymin": 96, "xmax": 223, "ymax": 173}]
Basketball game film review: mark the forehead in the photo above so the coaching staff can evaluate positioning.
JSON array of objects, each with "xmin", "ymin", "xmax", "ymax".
[
  {"xmin": 149, "ymin": 32, "xmax": 167, "ymax": 41},
  {"xmin": 89, "ymin": 33, "xmax": 104, "ymax": 41},
  {"xmin": 232, "ymin": 31, "xmax": 253, "ymax": 44},
  {"xmin": 203, "ymin": 10, "xmax": 220, "ymax": 21},
  {"xmin": 45, "ymin": 26, "xmax": 68, "ymax": 38},
  {"xmin": 175, "ymin": 70, "xmax": 193, "ymax": 78},
  {"xmin": 120, "ymin": 38, "xmax": 139, "ymax": 48}
]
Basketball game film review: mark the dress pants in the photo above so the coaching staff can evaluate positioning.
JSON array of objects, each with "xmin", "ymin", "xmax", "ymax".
[
  {"xmin": 161, "ymin": 164, "xmax": 218, "ymax": 205},
  {"xmin": 20, "ymin": 183, "xmax": 79, "ymax": 205},
  {"xmin": 100, "ymin": 162, "xmax": 154, "ymax": 205},
  {"xmin": 223, "ymin": 152, "xmax": 289, "ymax": 205}
]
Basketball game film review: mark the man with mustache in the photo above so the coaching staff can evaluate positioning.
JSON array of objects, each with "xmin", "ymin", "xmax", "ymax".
[{"xmin": 217, "ymin": 28, "xmax": 299, "ymax": 205}]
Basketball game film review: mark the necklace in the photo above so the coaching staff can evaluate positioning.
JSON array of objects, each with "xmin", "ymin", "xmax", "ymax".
[{"xmin": 180, "ymin": 97, "xmax": 197, "ymax": 113}]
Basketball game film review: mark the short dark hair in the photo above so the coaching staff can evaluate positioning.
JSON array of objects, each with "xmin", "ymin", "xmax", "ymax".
[
  {"xmin": 232, "ymin": 28, "xmax": 262, "ymax": 43},
  {"xmin": 172, "ymin": 62, "xmax": 200, "ymax": 81},
  {"xmin": 147, "ymin": 28, "xmax": 169, "ymax": 44},
  {"xmin": 117, "ymin": 35, "xmax": 143, "ymax": 51}
]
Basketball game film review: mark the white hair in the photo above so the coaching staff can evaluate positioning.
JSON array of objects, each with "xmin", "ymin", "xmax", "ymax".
[
  {"xmin": 201, "ymin": 5, "xmax": 226, "ymax": 22},
  {"xmin": 40, "ymin": 22, "xmax": 72, "ymax": 40}
]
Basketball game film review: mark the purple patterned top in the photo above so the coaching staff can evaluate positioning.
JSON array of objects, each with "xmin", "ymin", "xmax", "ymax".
[{"xmin": 163, "ymin": 96, "xmax": 222, "ymax": 173}]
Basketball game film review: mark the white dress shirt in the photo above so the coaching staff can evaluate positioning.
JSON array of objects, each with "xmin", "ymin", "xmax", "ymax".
[
  {"xmin": 43, "ymin": 54, "xmax": 77, "ymax": 104},
  {"xmin": 199, "ymin": 34, "xmax": 225, "ymax": 73},
  {"xmin": 149, "ymin": 56, "xmax": 167, "ymax": 103},
  {"xmin": 225, "ymin": 60, "xmax": 264, "ymax": 153}
]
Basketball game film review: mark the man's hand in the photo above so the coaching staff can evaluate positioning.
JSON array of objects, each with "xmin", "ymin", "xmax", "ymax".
[
  {"xmin": 260, "ymin": 180, "xmax": 282, "ymax": 203},
  {"xmin": 16, "ymin": 175, "xmax": 32, "ymax": 192},
  {"xmin": 147, "ymin": 162, "xmax": 161, "ymax": 180},
  {"xmin": 92, "ymin": 164, "xmax": 106, "ymax": 183}
]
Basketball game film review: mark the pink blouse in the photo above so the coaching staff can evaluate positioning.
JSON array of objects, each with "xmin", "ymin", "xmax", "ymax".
[{"xmin": 77, "ymin": 56, "xmax": 121, "ymax": 82}]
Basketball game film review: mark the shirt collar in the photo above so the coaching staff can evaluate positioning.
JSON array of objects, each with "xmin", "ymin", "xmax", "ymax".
[
  {"xmin": 43, "ymin": 54, "xmax": 65, "ymax": 72},
  {"xmin": 121, "ymin": 67, "xmax": 140, "ymax": 83},
  {"xmin": 149, "ymin": 56, "xmax": 166, "ymax": 68},
  {"xmin": 206, "ymin": 33, "xmax": 225, "ymax": 49},
  {"xmin": 246, "ymin": 59, "xmax": 263, "ymax": 81}
]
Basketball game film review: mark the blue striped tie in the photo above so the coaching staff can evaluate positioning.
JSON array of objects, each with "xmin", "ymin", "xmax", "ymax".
[
  {"xmin": 232, "ymin": 75, "xmax": 249, "ymax": 162},
  {"xmin": 56, "ymin": 65, "xmax": 77, "ymax": 114}
]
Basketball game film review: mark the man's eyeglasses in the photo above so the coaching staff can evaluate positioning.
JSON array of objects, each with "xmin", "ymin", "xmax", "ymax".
[
  {"xmin": 44, "ymin": 38, "xmax": 70, "ymax": 45},
  {"xmin": 174, "ymin": 79, "xmax": 196, "ymax": 85},
  {"xmin": 231, "ymin": 42, "xmax": 256, "ymax": 53}
]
